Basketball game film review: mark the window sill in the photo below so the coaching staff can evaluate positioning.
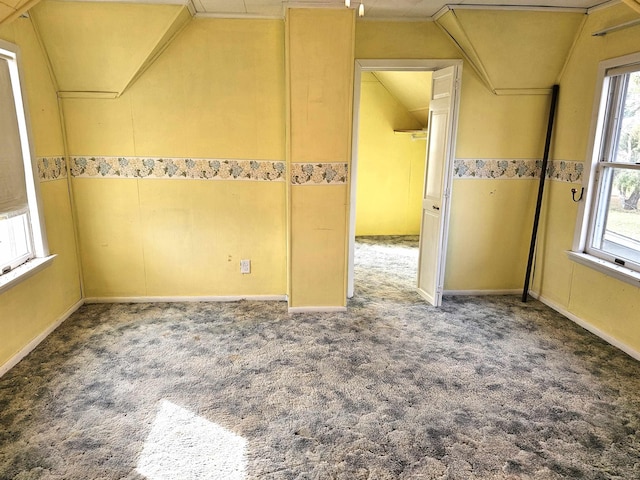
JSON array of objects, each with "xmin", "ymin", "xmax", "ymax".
[
  {"xmin": 567, "ymin": 251, "xmax": 640, "ymax": 288},
  {"xmin": 0, "ymin": 255, "xmax": 56, "ymax": 295}
]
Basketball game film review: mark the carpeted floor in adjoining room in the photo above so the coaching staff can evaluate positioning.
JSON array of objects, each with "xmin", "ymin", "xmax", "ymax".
[{"xmin": 1, "ymin": 236, "xmax": 639, "ymax": 479}]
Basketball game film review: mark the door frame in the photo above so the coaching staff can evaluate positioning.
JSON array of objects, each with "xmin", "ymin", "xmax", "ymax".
[{"xmin": 347, "ymin": 59, "xmax": 463, "ymax": 299}]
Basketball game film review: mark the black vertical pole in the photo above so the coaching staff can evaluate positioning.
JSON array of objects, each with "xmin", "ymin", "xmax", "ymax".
[{"xmin": 522, "ymin": 84, "xmax": 560, "ymax": 302}]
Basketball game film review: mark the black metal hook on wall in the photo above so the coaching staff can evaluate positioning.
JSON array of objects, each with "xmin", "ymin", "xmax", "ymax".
[{"xmin": 571, "ymin": 187, "xmax": 584, "ymax": 202}]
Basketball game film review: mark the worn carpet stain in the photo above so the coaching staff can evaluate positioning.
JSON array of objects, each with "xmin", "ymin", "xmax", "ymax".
[{"xmin": 1, "ymin": 236, "xmax": 639, "ymax": 479}]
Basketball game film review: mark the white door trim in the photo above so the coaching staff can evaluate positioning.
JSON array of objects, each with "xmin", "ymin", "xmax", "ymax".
[{"xmin": 348, "ymin": 59, "xmax": 463, "ymax": 299}]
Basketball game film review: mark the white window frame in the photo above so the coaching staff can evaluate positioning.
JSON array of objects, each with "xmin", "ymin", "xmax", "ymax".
[
  {"xmin": 0, "ymin": 39, "xmax": 53, "ymax": 295},
  {"xmin": 570, "ymin": 52, "xmax": 640, "ymax": 287}
]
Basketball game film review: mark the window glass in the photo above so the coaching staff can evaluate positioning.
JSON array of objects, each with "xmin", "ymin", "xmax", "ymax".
[
  {"xmin": 0, "ymin": 213, "xmax": 31, "ymax": 273},
  {"xmin": 614, "ymin": 71, "xmax": 640, "ymax": 164},
  {"xmin": 592, "ymin": 167, "xmax": 640, "ymax": 264}
]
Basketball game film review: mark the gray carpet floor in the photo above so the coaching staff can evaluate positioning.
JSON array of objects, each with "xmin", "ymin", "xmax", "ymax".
[{"xmin": 1, "ymin": 236, "xmax": 639, "ymax": 479}]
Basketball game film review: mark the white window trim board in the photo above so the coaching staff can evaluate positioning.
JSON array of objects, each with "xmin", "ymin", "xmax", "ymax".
[
  {"xmin": 567, "ymin": 251, "xmax": 640, "ymax": 287},
  {"xmin": 0, "ymin": 255, "xmax": 56, "ymax": 295}
]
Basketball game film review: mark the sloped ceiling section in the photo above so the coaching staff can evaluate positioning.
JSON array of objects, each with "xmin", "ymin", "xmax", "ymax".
[
  {"xmin": 436, "ymin": 9, "xmax": 585, "ymax": 95},
  {"xmin": 0, "ymin": 0, "xmax": 38, "ymax": 26},
  {"xmin": 30, "ymin": 0, "xmax": 191, "ymax": 98},
  {"xmin": 622, "ymin": 0, "xmax": 640, "ymax": 14},
  {"xmin": 373, "ymin": 71, "xmax": 431, "ymax": 127}
]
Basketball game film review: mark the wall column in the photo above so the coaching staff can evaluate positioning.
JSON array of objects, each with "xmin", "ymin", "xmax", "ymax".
[{"xmin": 286, "ymin": 8, "xmax": 355, "ymax": 309}]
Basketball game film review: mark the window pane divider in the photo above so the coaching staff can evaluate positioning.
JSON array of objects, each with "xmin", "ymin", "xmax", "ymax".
[{"xmin": 598, "ymin": 162, "xmax": 640, "ymax": 169}]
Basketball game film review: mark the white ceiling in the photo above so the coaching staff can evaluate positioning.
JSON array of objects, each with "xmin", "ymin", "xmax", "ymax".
[{"xmin": 190, "ymin": 0, "xmax": 612, "ymax": 19}]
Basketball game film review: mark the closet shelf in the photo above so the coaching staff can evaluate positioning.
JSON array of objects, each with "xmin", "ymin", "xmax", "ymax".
[{"xmin": 394, "ymin": 129, "xmax": 428, "ymax": 140}]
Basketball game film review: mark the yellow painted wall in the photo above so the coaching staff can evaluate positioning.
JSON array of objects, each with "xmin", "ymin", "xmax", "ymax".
[
  {"xmin": 356, "ymin": 72, "xmax": 426, "ymax": 235},
  {"xmin": 4, "ymin": 4, "xmax": 634, "ymax": 341},
  {"xmin": 62, "ymin": 17, "xmax": 285, "ymax": 160},
  {"xmin": 73, "ymin": 178, "xmax": 286, "ymax": 298},
  {"xmin": 288, "ymin": 9, "xmax": 354, "ymax": 164},
  {"xmin": 447, "ymin": 68, "xmax": 549, "ymax": 291},
  {"xmin": 355, "ymin": 21, "xmax": 460, "ymax": 60},
  {"xmin": 530, "ymin": 181, "xmax": 578, "ymax": 306},
  {"xmin": 0, "ymin": 17, "xmax": 81, "ymax": 369},
  {"xmin": 455, "ymin": 69, "xmax": 551, "ymax": 160},
  {"xmin": 60, "ymin": 17, "xmax": 287, "ymax": 298},
  {"xmin": 290, "ymin": 185, "xmax": 349, "ymax": 306},
  {"xmin": 532, "ymin": 3, "xmax": 640, "ymax": 353},
  {"xmin": 2, "ymin": 1, "xmax": 637, "ymax": 373},
  {"xmin": 446, "ymin": 179, "xmax": 537, "ymax": 290},
  {"xmin": 288, "ymin": 8, "xmax": 354, "ymax": 307},
  {"xmin": 356, "ymin": 18, "xmax": 550, "ymax": 291}
]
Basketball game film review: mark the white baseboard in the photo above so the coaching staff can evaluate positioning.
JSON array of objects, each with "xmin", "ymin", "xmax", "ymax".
[
  {"xmin": 288, "ymin": 306, "xmax": 347, "ymax": 313},
  {"xmin": 444, "ymin": 289, "xmax": 521, "ymax": 296},
  {"xmin": 84, "ymin": 295, "xmax": 287, "ymax": 303},
  {"xmin": 0, "ymin": 298, "xmax": 84, "ymax": 378},
  {"xmin": 529, "ymin": 290, "xmax": 640, "ymax": 362}
]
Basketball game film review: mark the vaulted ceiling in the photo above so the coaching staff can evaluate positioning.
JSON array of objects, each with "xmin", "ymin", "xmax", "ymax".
[
  {"xmin": 437, "ymin": 8, "xmax": 586, "ymax": 94},
  {"xmin": 4, "ymin": 0, "xmax": 639, "ymax": 98},
  {"xmin": 0, "ymin": 0, "xmax": 619, "ymax": 24},
  {"xmin": 189, "ymin": 0, "xmax": 603, "ymax": 18},
  {"xmin": 29, "ymin": 1, "xmax": 191, "ymax": 97}
]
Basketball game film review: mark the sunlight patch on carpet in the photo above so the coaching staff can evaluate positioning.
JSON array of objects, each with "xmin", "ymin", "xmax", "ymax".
[{"xmin": 137, "ymin": 400, "xmax": 247, "ymax": 480}]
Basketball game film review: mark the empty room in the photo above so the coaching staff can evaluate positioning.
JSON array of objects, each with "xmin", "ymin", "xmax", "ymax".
[{"xmin": 1, "ymin": 0, "xmax": 640, "ymax": 477}]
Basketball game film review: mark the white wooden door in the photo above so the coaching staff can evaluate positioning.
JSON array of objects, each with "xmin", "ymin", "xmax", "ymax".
[{"xmin": 416, "ymin": 65, "xmax": 457, "ymax": 306}]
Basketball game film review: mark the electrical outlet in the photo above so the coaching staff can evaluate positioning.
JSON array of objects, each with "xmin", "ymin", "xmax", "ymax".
[{"xmin": 240, "ymin": 259, "xmax": 251, "ymax": 274}]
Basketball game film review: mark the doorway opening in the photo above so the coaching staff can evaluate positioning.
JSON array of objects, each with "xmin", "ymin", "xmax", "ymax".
[{"xmin": 347, "ymin": 59, "xmax": 462, "ymax": 306}]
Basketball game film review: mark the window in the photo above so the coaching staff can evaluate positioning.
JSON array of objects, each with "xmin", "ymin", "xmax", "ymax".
[
  {"xmin": 587, "ymin": 66, "xmax": 640, "ymax": 271},
  {"xmin": 572, "ymin": 53, "xmax": 640, "ymax": 284},
  {"xmin": 0, "ymin": 39, "xmax": 50, "ymax": 292}
]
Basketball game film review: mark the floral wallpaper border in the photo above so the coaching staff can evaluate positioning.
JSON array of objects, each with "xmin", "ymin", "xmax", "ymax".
[
  {"xmin": 39, "ymin": 156, "xmax": 583, "ymax": 184},
  {"xmin": 453, "ymin": 159, "xmax": 583, "ymax": 183},
  {"xmin": 291, "ymin": 163, "xmax": 349, "ymax": 185},
  {"xmin": 70, "ymin": 156, "xmax": 286, "ymax": 182},
  {"xmin": 547, "ymin": 160, "xmax": 584, "ymax": 183},
  {"xmin": 37, "ymin": 157, "xmax": 67, "ymax": 182}
]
